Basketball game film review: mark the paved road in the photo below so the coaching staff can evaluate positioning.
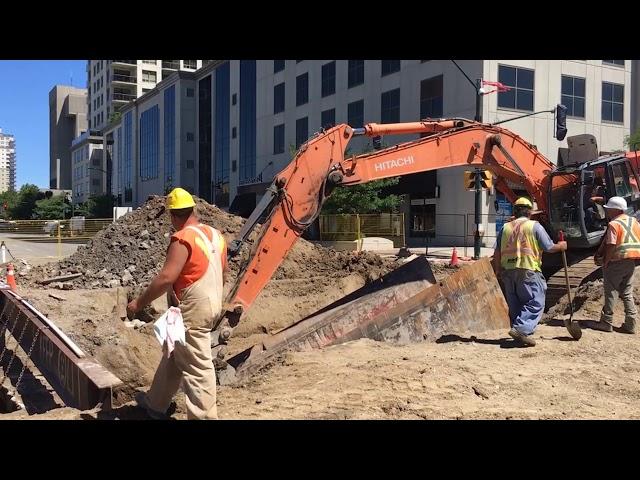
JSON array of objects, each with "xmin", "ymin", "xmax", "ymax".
[{"xmin": 0, "ymin": 233, "xmax": 80, "ymax": 265}]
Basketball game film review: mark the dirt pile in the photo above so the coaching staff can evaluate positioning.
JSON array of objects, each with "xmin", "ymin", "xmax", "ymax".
[{"xmin": 23, "ymin": 196, "xmax": 398, "ymax": 291}]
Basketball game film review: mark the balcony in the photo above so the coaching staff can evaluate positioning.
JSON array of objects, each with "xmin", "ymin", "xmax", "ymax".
[
  {"xmin": 162, "ymin": 61, "xmax": 180, "ymax": 70},
  {"xmin": 113, "ymin": 60, "xmax": 137, "ymax": 67},
  {"xmin": 112, "ymin": 73, "xmax": 137, "ymax": 84},
  {"xmin": 112, "ymin": 92, "xmax": 136, "ymax": 102}
]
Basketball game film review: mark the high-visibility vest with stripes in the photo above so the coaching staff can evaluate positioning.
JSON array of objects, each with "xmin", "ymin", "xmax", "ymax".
[
  {"xmin": 610, "ymin": 214, "xmax": 640, "ymax": 261},
  {"xmin": 500, "ymin": 218, "xmax": 543, "ymax": 272}
]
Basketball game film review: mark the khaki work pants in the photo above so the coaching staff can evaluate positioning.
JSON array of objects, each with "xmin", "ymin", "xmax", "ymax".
[{"xmin": 146, "ymin": 270, "xmax": 220, "ymax": 420}]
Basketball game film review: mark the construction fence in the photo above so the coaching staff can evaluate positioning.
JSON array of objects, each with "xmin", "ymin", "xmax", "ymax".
[
  {"xmin": 0, "ymin": 218, "xmax": 112, "ymax": 264},
  {"xmin": 319, "ymin": 214, "xmax": 405, "ymax": 248}
]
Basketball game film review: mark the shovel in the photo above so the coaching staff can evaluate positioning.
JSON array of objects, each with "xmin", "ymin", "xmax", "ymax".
[{"xmin": 558, "ymin": 230, "xmax": 582, "ymax": 340}]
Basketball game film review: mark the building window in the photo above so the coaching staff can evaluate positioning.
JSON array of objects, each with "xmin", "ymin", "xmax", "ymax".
[
  {"xmin": 497, "ymin": 65, "xmax": 534, "ymax": 112},
  {"xmin": 232, "ymin": 127, "xmax": 237, "ymax": 139},
  {"xmin": 273, "ymin": 123, "xmax": 285, "ymax": 154},
  {"xmin": 142, "ymin": 70, "xmax": 157, "ymax": 83},
  {"xmin": 381, "ymin": 60, "xmax": 400, "ymax": 77},
  {"xmin": 296, "ymin": 72, "xmax": 309, "ymax": 106},
  {"xmin": 186, "ymin": 132, "xmax": 194, "ymax": 141},
  {"xmin": 214, "ymin": 62, "xmax": 231, "ymax": 206},
  {"xmin": 602, "ymin": 81, "xmax": 624, "ymax": 123},
  {"xmin": 239, "ymin": 60, "xmax": 257, "ymax": 182},
  {"xmin": 164, "ymin": 85, "xmax": 175, "ymax": 188},
  {"xmin": 183, "ymin": 60, "xmax": 197, "ymax": 69},
  {"xmin": 142, "ymin": 60, "xmax": 157, "ymax": 65},
  {"xmin": 274, "ymin": 60, "xmax": 285, "ymax": 73},
  {"xmin": 199, "ymin": 75, "xmax": 213, "ymax": 201},
  {"xmin": 123, "ymin": 113, "xmax": 133, "ymax": 202},
  {"xmin": 186, "ymin": 88, "xmax": 194, "ymax": 97},
  {"xmin": 321, "ymin": 108, "xmax": 335, "ymax": 129},
  {"xmin": 142, "ymin": 88, "xmax": 152, "ymax": 93},
  {"xmin": 603, "ymin": 60, "xmax": 625, "ymax": 67},
  {"xmin": 274, "ymin": 82, "xmax": 285, "ymax": 114},
  {"xmin": 348, "ymin": 99, "xmax": 364, "ymax": 128},
  {"xmin": 348, "ymin": 60, "xmax": 365, "ymax": 88},
  {"xmin": 420, "ymin": 75, "xmax": 443, "ymax": 119},
  {"xmin": 140, "ymin": 105, "xmax": 159, "ymax": 181},
  {"xmin": 561, "ymin": 75, "xmax": 585, "ymax": 118},
  {"xmin": 321, "ymin": 61, "xmax": 336, "ymax": 98},
  {"xmin": 381, "ymin": 88, "xmax": 400, "ymax": 124},
  {"xmin": 410, "ymin": 200, "xmax": 436, "ymax": 237},
  {"xmin": 296, "ymin": 117, "xmax": 308, "ymax": 148},
  {"xmin": 232, "ymin": 93, "xmax": 237, "ymax": 106}
]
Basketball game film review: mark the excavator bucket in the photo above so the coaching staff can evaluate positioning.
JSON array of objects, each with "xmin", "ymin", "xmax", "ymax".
[{"xmin": 217, "ymin": 257, "xmax": 509, "ymax": 385}]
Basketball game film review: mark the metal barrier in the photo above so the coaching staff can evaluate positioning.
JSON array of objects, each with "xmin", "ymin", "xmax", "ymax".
[
  {"xmin": 319, "ymin": 213, "xmax": 405, "ymax": 248},
  {"xmin": 466, "ymin": 213, "xmax": 500, "ymax": 249},
  {"xmin": 0, "ymin": 219, "xmax": 112, "ymax": 263}
]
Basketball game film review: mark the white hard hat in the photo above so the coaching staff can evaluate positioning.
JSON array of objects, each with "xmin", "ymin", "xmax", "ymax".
[{"xmin": 603, "ymin": 196, "xmax": 627, "ymax": 211}]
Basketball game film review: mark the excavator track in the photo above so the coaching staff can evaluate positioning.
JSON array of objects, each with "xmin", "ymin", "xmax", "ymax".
[{"xmin": 545, "ymin": 255, "xmax": 600, "ymax": 310}]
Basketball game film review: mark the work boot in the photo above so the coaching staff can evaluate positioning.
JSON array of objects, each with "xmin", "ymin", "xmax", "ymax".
[
  {"xmin": 592, "ymin": 321, "xmax": 613, "ymax": 332},
  {"xmin": 620, "ymin": 317, "xmax": 637, "ymax": 334},
  {"xmin": 135, "ymin": 392, "xmax": 168, "ymax": 420},
  {"xmin": 508, "ymin": 328, "xmax": 536, "ymax": 347}
]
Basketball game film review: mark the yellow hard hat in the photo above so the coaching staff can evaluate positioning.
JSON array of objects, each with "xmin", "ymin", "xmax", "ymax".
[
  {"xmin": 514, "ymin": 197, "xmax": 533, "ymax": 208},
  {"xmin": 166, "ymin": 188, "xmax": 196, "ymax": 210}
]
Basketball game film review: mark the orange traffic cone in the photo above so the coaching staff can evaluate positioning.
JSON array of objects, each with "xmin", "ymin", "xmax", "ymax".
[
  {"xmin": 6, "ymin": 263, "xmax": 17, "ymax": 292},
  {"xmin": 449, "ymin": 247, "xmax": 460, "ymax": 267}
]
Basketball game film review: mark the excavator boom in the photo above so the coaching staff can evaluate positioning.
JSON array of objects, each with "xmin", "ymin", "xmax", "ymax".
[{"xmin": 212, "ymin": 119, "xmax": 556, "ymax": 347}]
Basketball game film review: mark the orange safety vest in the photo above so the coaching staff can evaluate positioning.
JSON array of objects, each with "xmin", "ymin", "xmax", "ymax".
[
  {"xmin": 609, "ymin": 214, "xmax": 640, "ymax": 261},
  {"xmin": 171, "ymin": 223, "xmax": 227, "ymax": 299}
]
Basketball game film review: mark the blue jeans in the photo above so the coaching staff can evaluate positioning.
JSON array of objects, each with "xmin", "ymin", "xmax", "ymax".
[{"xmin": 501, "ymin": 268, "xmax": 547, "ymax": 335}]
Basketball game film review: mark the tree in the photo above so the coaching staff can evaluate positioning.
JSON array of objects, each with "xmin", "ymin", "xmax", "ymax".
[
  {"xmin": 108, "ymin": 111, "xmax": 122, "ymax": 125},
  {"xmin": 84, "ymin": 194, "xmax": 115, "ymax": 218},
  {"xmin": 321, "ymin": 178, "xmax": 401, "ymax": 214},
  {"xmin": 0, "ymin": 190, "xmax": 19, "ymax": 219},
  {"xmin": 624, "ymin": 127, "xmax": 640, "ymax": 151},
  {"xmin": 33, "ymin": 195, "xmax": 69, "ymax": 220},
  {"xmin": 320, "ymin": 144, "xmax": 402, "ymax": 214},
  {"xmin": 10, "ymin": 184, "xmax": 41, "ymax": 219}
]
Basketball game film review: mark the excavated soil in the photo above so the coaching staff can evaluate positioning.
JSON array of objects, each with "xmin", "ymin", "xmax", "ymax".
[
  {"xmin": 22, "ymin": 196, "xmax": 397, "ymax": 294},
  {"xmin": 7, "ymin": 197, "xmax": 639, "ymax": 420},
  {"xmin": 3, "ymin": 263, "xmax": 640, "ymax": 420}
]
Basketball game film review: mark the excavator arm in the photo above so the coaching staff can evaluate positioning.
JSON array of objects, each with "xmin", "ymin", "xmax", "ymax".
[{"xmin": 211, "ymin": 119, "xmax": 556, "ymax": 350}]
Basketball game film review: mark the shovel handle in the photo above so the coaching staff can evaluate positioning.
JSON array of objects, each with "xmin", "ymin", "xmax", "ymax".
[{"xmin": 558, "ymin": 230, "xmax": 565, "ymax": 242}]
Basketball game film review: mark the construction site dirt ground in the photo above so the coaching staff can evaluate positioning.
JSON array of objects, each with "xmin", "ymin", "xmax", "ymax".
[{"xmin": 4, "ymin": 270, "xmax": 640, "ymax": 420}]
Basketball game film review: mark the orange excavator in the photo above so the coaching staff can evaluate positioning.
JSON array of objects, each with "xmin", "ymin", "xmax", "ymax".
[{"xmin": 210, "ymin": 118, "xmax": 640, "ymax": 353}]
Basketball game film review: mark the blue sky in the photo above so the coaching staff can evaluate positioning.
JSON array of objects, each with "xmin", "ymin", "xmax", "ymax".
[{"xmin": 0, "ymin": 60, "xmax": 87, "ymax": 189}]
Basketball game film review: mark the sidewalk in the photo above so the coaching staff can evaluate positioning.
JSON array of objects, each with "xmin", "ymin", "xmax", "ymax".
[{"xmin": 362, "ymin": 246, "xmax": 495, "ymax": 260}]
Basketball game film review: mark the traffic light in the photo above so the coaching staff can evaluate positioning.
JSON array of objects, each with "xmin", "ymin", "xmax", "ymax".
[
  {"xmin": 479, "ymin": 170, "xmax": 492, "ymax": 189},
  {"xmin": 464, "ymin": 170, "xmax": 492, "ymax": 190},
  {"xmin": 555, "ymin": 104, "xmax": 568, "ymax": 141},
  {"xmin": 464, "ymin": 170, "xmax": 475, "ymax": 190}
]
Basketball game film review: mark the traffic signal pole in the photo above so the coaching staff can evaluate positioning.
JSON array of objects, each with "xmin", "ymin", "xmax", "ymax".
[{"xmin": 474, "ymin": 168, "xmax": 482, "ymax": 260}]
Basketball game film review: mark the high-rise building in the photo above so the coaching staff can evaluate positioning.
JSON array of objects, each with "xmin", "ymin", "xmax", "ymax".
[
  {"xmin": 49, "ymin": 85, "xmax": 88, "ymax": 189},
  {"xmin": 87, "ymin": 60, "xmax": 203, "ymax": 132},
  {"xmin": 104, "ymin": 60, "xmax": 638, "ymax": 246},
  {"xmin": 0, "ymin": 128, "xmax": 16, "ymax": 193}
]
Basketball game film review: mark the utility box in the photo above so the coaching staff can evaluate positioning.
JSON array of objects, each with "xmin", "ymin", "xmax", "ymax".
[{"xmin": 113, "ymin": 207, "xmax": 132, "ymax": 222}]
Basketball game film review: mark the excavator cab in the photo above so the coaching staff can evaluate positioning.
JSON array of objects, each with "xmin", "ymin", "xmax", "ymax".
[{"xmin": 548, "ymin": 136, "xmax": 640, "ymax": 248}]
